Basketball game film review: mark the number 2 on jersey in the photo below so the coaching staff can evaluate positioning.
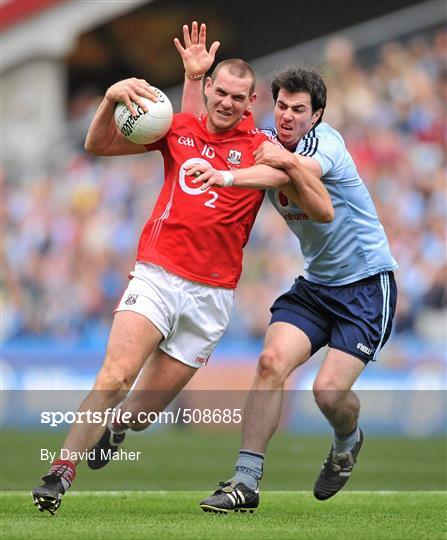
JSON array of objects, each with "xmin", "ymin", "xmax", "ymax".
[{"xmin": 204, "ymin": 191, "xmax": 218, "ymax": 208}]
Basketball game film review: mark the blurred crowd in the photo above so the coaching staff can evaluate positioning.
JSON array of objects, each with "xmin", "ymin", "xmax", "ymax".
[{"xmin": 3, "ymin": 28, "xmax": 446, "ymax": 370}]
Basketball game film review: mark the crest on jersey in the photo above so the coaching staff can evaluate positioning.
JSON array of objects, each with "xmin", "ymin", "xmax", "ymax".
[
  {"xmin": 125, "ymin": 294, "xmax": 138, "ymax": 305},
  {"xmin": 226, "ymin": 149, "xmax": 242, "ymax": 166}
]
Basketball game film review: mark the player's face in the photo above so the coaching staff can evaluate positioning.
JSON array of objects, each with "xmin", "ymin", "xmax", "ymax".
[
  {"xmin": 204, "ymin": 69, "xmax": 256, "ymax": 132},
  {"xmin": 274, "ymin": 89, "xmax": 322, "ymax": 151}
]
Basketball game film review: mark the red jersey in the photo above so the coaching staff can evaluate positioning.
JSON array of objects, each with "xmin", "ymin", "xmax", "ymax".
[{"xmin": 138, "ymin": 112, "xmax": 275, "ymax": 289}]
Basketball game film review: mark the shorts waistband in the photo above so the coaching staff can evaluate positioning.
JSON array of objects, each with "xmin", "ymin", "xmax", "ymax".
[
  {"xmin": 303, "ymin": 271, "xmax": 394, "ymax": 288},
  {"xmin": 342, "ymin": 271, "xmax": 394, "ymax": 287}
]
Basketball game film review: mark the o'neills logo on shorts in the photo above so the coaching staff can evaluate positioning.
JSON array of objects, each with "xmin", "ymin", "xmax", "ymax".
[
  {"xmin": 195, "ymin": 356, "xmax": 209, "ymax": 366},
  {"xmin": 125, "ymin": 294, "xmax": 138, "ymax": 305},
  {"xmin": 357, "ymin": 343, "xmax": 372, "ymax": 355}
]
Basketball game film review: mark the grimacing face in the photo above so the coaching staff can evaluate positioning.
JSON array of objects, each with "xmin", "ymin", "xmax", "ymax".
[
  {"xmin": 204, "ymin": 68, "xmax": 256, "ymax": 133},
  {"xmin": 274, "ymin": 89, "xmax": 322, "ymax": 150}
]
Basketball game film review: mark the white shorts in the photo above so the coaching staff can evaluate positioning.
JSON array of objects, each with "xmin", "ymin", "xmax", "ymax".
[{"xmin": 115, "ymin": 262, "xmax": 234, "ymax": 368}]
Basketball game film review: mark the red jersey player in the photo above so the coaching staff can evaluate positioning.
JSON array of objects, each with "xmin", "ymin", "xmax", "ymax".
[
  {"xmin": 137, "ymin": 111, "xmax": 268, "ymax": 289},
  {"xmin": 31, "ymin": 49, "xmax": 302, "ymax": 512}
]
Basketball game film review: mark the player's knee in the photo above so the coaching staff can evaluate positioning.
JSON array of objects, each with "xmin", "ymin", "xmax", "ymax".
[
  {"xmin": 313, "ymin": 382, "xmax": 343, "ymax": 414},
  {"xmin": 95, "ymin": 357, "xmax": 136, "ymax": 392},
  {"xmin": 257, "ymin": 348, "xmax": 289, "ymax": 384}
]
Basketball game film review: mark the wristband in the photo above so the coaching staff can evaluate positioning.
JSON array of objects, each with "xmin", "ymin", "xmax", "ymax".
[
  {"xmin": 185, "ymin": 72, "xmax": 205, "ymax": 80},
  {"xmin": 221, "ymin": 171, "xmax": 234, "ymax": 187}
]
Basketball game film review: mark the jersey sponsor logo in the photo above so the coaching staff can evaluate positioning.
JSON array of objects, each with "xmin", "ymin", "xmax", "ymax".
[
  {"xmin": 179, "ymin": 158, "xmax": 212, "ymax": 195},
  {"xmin": 275, "ymin": 191, "xmax": 304, "ymax": 215},
  {"xmin": 177, "ymin": 136, "xmax": 194, "ymax": 147},
  {"xmin": 284, "ymin": 212, "xmax": 310, "ymax": 221},
  {"xmin": 125, "ymin": 294, "xmax": 138, "ymax": 305},
  {"xmin": 227, "ymin": 149, "xmax": 242, "ymax": 166},
  {"xmin": 178, "ymin": 158, "xmax": 220, "ymax": 208},
  {"xmin": 278, "ymin": 191, "xmax": 289, "ymax": 207},
  {"xmin": 357, "ymin": 343, "xmax": 372, "ymax": 355}
]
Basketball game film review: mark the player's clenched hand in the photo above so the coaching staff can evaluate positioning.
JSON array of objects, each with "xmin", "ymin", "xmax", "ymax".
[
  {"xmin": 105, "ymin": 78, "xmax": 158, "ymax": 117},
  {"xmin": 174, "ymin": 21, "xmax": 220, "ymax": 77},
  {"xmin": 185, "ymin": 163, "xmax": 224, "ymax": 190},
  {"xmin": 253, "ymin": 142, "xmax": 294, "ymax": 169}
]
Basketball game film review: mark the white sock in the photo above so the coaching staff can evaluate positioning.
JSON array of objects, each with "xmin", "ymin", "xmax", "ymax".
[{"xmin": 108, "ymin": 405, "xmax": 128, "ymax": 433}]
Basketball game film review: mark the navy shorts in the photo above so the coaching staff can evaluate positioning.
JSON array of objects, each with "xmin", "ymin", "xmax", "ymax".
[{"xmin": 270, "ymin": 272, "xmax": 397, "ymax": 364}]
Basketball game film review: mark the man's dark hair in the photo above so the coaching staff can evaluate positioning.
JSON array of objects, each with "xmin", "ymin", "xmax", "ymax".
[
  {"xmin": 271, "ymin": 68, "xmax": 327, "ymax": 119},
  {"xmin": 210, "ymin": 59, "xmax": 256, "ymax": 95}
]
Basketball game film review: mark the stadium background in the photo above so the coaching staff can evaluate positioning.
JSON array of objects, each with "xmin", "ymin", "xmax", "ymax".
[{"xmin": 1, "ymin": 0, "xmax": 446, "ymax": 488}]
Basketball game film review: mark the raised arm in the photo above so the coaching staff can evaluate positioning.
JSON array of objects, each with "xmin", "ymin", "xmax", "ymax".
[
  {"xmin": 174, "ymin": 21, "xmax": 220, "ymax": 115},
  {"xmin": 85, "ymin": 78, "xmax": 158, "ymax": 157}
]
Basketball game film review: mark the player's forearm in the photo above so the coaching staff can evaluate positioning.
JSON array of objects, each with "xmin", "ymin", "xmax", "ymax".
[
  {"xmin": 84, "ymin": 97, "xmax": 120, "ymax": 155},
  {"xmin": 181, "ymin": 78, "xmax": 206, "ymax": 115},
  {"xmin": 284, "ymin": 157, "xmax": 334, "ymax": 223},
  {"xmin": 232, "ymin": 164, "xmax": 290, "ymax": 189}
]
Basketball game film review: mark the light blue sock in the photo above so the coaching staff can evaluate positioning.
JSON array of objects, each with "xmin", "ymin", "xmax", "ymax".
[
  {"xmin": 233, "ymin": 449, "xmax": 264, "ymax": 490},
  {"xmin": 334, "ymin": 425, "xmax": 360, "ymax": 454}
]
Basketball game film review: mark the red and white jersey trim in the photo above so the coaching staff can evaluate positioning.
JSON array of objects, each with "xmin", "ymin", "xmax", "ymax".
[{"xmin": 146, "ymin": 176, "xmax": 176, "ymax": 252}]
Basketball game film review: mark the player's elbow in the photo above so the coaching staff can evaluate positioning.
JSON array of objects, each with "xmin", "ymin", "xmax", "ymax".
[
  {"xmin": 84, "ymin": 138, "xmax": 105, "ymax": 156},
  {"xmin": 84, "ymin": 136, "xmax": 95, "ymax": 154},
  {"xmin": 322, "ymin": 205, "xmax": 335, "ymax": 223},
  {"xmin": 84, "ymin": 138, "xmax": 99, "ymax": 155},
  {"xmin": 314, "ymin": 204, "xmax": 334, "ymax": 223}
]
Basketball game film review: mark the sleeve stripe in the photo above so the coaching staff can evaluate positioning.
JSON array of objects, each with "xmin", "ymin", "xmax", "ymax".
[
  {"xmin": 299, "ymin": 127, "xmax": 318, "ymax": 157},
  {"xmin": 303, "ymin": 127, "xmax": 316, "ymax": 140},
  {"xmin": 303, "ymin": 137, "xmax": 309, "ymax": 155},
  {"xmin": 300, "ymin": 136, "xmax": 319, "ymax": 157},
  {"xmin": 309, "ymin": 138, "xmax": 319, "ymax": 157}
]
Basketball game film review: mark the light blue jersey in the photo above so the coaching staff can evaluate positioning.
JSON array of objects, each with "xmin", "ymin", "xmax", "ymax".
[{"xmin": 267, "ymin": 122, "xmax": 397, "ymax": 285}]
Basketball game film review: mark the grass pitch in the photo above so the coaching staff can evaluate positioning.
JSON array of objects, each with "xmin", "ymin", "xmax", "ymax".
[
  {"xmin": 1, "ymin": 430, "xmax": 446, "ymax": 538},
  {"xmin": 2, "ymin": 430, "xmax": 446, "ymax": 491},
  {"xmin": 2, "ymin": 491, "xmax": 446, "ymax": 539}
]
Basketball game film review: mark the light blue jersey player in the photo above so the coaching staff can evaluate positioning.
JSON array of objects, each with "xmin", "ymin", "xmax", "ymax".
[
  {"xmin": 173, "ymin": 28, "xmax": 396, "ymax": 511},
  {"xmin": 267, "ymin": 121, "xmax": 397, "ymax": 286},
  {"xmin": 194, "ymin": 67, "xmax": 399, "ymax": 513}
]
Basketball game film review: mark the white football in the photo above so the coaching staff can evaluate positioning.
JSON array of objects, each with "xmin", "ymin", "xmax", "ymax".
[{"xmin": 114, "ymin": 87, "xmax": 173, "ymax": 144}]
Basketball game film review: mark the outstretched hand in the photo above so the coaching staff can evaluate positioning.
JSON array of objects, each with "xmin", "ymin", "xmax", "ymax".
[{"xmin": 174, "ymin": 21, "xmax": 220, "ymax": 77}]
